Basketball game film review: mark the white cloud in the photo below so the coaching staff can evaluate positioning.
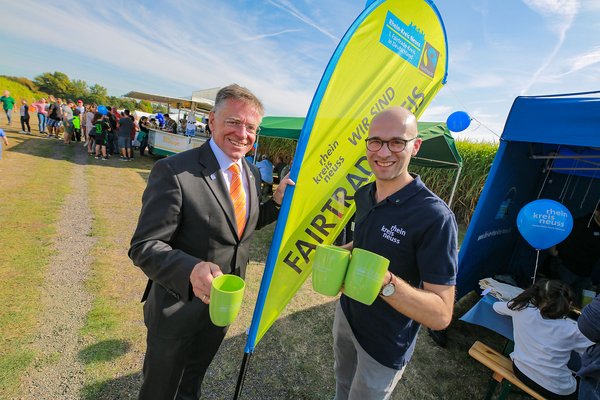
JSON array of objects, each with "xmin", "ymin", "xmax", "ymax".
[
  {"xmin": 523, "ymin": 0, "xmax": 579, "ymax": 34},
  {"xmin": 520, "ymin": 0, "xmax": 580, "ymax": 94},
  {"xmin": 466, "ymin": 73, "xmax": 507, "ymax": 89},
  {"xmin": 562, "ymin": 47, "xmax": 600, "ymax": 75},
  {"xmin": 240, "ymin": 29, "xmax": 303, "ymax": 42},
  {"xmin": 1, "ymin": 1, "xmax": 336, "ymax": 116},
  {"xmin": 267, "ymin": 0, "xmax": 339, "ymax": 42},
  {"xmin": 420, "ymin": 104, "xmax": 454, "ymax": 122}
]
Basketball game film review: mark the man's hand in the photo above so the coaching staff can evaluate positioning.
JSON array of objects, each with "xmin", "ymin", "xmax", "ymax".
[
  {"xmin": 190, "ymin": 261, "xmax": 223, "ymax": 304},
  {"xmin": 339, "ymin": 241, "xmax": 353, "ymax": 252},
  {"xmin": 273, "ymin": 173, "xmax": 295, "ymax": 205}
]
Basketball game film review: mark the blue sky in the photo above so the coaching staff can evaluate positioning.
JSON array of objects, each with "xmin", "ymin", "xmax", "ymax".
[{"xmin": 1, "ymin": 0, "xmax": 599, "ymax": 141}]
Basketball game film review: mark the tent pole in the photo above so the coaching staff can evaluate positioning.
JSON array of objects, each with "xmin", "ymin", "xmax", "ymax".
[
  {"xmin": 448, "ymin": 166, "xmax": 462, "ymax": 209},
  {"xmin": 253, "ymin": 134, "xmax": 260, "ymax": 164},
  {"xmin": 233, "ymin": 351, "xmax": 252, "ymax": 400}
]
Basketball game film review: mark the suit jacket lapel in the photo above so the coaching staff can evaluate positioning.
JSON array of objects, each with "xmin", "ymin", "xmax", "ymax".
[{"xmin": 197, "ymin": 143, "xmax": 238, "ymax": 237}]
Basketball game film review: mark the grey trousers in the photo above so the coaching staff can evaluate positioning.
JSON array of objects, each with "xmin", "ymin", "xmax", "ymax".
[{"xmin": 332, "ymin": 302, "xmax": 406, "ymax": 400}]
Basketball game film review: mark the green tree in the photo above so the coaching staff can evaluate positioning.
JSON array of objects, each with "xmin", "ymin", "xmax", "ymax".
[
  {"xmin": 154, "ymin": 104, "xmax": 167, "ymax": 113},
  {"xmin": 138, "ymin": 100, "xmax": 153, "ymax": 113},
  {"xmin": 70, "ymin": 79, "xmax": 89, "ymax": 102},
  {"xmin": 120, "ymin": 99, "xmax": 136, "ymax": 111},
  {"xmin": 33, "ymin": 71, "xmax": 73, "ymax": 98},
  {"xmin": 88, "ymin": 84, "xmax": 108, "ymax": 105}
]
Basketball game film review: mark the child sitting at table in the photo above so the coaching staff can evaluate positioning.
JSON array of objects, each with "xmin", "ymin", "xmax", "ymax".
[{"xmin": 493, "ymin": 279, "xmax": 593, "ymax": 399}]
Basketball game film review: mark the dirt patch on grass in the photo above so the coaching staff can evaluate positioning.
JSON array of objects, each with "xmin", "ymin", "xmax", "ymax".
[{"xmin": 19, "ymin": 149, "xmax": 96, "ymax": 399}]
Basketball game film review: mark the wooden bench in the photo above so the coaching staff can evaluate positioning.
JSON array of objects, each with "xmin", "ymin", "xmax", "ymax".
[{"xmin": 469, "ymin": 341, "xmax": 546, "ymax": 400}]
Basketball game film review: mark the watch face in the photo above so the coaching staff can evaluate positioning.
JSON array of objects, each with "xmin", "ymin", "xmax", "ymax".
[{"xmin": 382, "ymin": 283, "xmax": 395, "ymax": 297}]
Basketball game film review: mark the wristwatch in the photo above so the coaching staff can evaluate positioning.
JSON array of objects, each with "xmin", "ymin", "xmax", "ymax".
[{"xmin": 380, "ymin": 272, "xmax": 395, "ymax": 297}]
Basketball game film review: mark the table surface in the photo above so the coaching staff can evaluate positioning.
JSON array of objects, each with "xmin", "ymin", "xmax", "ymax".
[{"xmin": 459, "ymin": 294, "xmax": 514, "ymax": 341}]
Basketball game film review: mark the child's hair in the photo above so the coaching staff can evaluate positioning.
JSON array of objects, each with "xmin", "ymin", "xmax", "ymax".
[
  {"xmin": 92, "ymin": 112, "xmax": 103, "ymax": 124},
  {"xmin": 508, "ymin": 279, "xmax": 572, "ymax": 319}
]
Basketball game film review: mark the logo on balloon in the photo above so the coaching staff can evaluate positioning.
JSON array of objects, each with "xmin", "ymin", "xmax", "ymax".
[
  {"xmin": 446, "ymin": 111, "xmax": 471, "ymax": 132},
  {"xmin": 516, "ymin": 199, "xmax": 573, "ymax": 250}
]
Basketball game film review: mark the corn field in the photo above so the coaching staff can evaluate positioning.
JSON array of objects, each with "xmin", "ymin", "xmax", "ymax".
[
  {"xmin": 257, "ymin": 137, "xmax": 499, "ymax": 227},
  {"xmin": 413, "ymin": 140, "xmax": 498, "ymax": 226}
]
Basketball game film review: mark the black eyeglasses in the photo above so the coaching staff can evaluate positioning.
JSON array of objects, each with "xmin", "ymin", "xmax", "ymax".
[{"xmin": 365, "ymin": 137, "xmax": 416, "ymax": 153}]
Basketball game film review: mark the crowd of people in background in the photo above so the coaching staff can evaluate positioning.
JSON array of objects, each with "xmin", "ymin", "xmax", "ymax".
[
  {"xmin": 245, "ymin": 152, "xmax": 292, "ymax": 202},
  {"xmin": 0, "ymin": 89, "xmax": 212, "ymax": 162},
  {"xmin": 1, "ymin": 89, "xmax": 294, "ymax": 176}
]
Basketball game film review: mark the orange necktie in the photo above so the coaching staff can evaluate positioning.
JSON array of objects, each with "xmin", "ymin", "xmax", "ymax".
[{"xmin": 228, "ymin": 164, "xmax": 246, "ymax": 238}]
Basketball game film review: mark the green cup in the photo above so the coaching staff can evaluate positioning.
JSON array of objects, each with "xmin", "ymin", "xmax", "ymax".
[
  {"xmin": 312, "ymin": 244, "xmax": 351, "ymax": 296},
  {"xmin": 344, "ymin": 248, "xmax": 390, "ymax": 305},
  {"xmin": 209, "ymin": 274, "xmax": 245, "ymax": 327}
]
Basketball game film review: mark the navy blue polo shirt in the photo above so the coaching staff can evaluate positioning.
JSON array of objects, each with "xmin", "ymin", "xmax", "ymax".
[{"xmin": 340, "ymin": 175, "xmax": 458, "ymax": 369}]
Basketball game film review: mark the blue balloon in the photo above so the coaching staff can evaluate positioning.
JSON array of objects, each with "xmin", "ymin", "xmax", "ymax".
[
  {"xmin": 97, "ymin": 105, "xmax": 108, "ymax": 115},
  {"xmin": 447, "ymin": 111, "xmax": 471, "ymax": 132},
  {"xmin": 517, "ymin": 199, "xmax": 573, "ymax": 250}
]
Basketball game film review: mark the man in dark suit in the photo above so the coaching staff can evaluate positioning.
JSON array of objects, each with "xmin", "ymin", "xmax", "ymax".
[{"xmin": 129, "ymin": 84, "xmax": 293, "ymax": 400}]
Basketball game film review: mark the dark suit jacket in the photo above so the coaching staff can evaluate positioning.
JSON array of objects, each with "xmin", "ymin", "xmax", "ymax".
[{"xmin": 129, "ymin": 142, "xmax": 279, "ymax": 338}]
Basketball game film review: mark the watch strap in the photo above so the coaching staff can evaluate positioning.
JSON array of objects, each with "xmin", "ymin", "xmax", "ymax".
[{"xmin": 380, "ymin": 272, "xmax": 393, "ymax": 295}]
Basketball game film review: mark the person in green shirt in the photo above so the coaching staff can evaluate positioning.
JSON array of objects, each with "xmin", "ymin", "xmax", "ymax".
[{"xmin": 0, "ymin": 90, "xmax": 15, "ymax": 126}]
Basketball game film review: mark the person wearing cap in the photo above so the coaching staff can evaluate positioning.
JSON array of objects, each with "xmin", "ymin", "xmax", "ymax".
[{"xmin": 75, "ymin": 100, "xmax": 85, "ymax": 116}]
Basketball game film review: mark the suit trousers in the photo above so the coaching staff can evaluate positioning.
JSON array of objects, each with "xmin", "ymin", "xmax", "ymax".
[{"xmin": 139, "ymin": 323, "xmax": 228, "ymax": 400}]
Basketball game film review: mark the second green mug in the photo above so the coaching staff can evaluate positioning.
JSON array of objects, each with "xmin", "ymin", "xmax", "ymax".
[{"xmin": 344, "ymin": 248, "xmax": 390, "ymax": 305}]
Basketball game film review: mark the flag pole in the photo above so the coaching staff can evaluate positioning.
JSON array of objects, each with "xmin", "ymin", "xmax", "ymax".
[{"xmin": 233, "ymin": 352, "xmax": 252, "ymax": 400}]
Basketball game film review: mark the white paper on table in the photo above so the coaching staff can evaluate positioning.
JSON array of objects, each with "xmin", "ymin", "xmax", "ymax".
[{"xmin": 478, "ymin": 278, "xmax": 524, "ymax": 301}]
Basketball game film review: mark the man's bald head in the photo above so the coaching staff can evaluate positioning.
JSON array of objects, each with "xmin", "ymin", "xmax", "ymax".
[{"xmin": 370, "ymin": 106, "xmax": 418, "ymax": 139}]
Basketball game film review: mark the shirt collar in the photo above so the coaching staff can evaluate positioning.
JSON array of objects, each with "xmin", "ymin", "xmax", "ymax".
[
  {"xmin": 369, "ymin": 173, "xmax": 424, "ymax": 207},
  {"xmin": 209, "ymin": 138, "xmax": 243, "ymax": 171}
]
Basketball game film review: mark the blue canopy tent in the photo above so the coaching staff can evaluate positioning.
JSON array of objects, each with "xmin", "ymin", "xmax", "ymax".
[{"xmin": 456, "ymin": 91, "xmax": 600, "ymax": 299}]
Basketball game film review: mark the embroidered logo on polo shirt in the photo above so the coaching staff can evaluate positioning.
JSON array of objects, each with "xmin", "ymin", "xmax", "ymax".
[{"xmin": 380, "ymin": 224, "xmax": 406, "ymax": 244}]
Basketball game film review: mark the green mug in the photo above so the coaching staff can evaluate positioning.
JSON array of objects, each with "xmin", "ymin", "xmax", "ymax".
[
  {"xmin": 344, "ymin": 248, "xmax": 390, "ymax": 305},
  {"xmin": 312, "ymin": 244, "xmax": 351, "ymax": 296},
  {"xmin": 209, "ymin": 274, "xmax": 245, "ymax": 327}
]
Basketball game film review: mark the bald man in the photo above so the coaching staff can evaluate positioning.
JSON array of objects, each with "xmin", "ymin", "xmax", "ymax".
[{"xmin": 333, "ymin": 107, "xmax": 458, "ymax": 399}]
